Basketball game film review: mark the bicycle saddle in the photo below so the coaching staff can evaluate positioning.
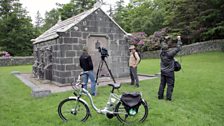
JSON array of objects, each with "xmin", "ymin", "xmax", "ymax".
[{"xmin": 108, "ymin": 83, "xmax": 121, "ymax": 89}]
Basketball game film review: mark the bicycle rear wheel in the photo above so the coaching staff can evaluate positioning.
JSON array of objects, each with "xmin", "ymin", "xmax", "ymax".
[
  {"xmin": 58, "ymin": 98, "xmax": 90, "ymax": 122},
  {"xmin": 115, "ymin": 100, "xmax": 148, "ymax": 124}
]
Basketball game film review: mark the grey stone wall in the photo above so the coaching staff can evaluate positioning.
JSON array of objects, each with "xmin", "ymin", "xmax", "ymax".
[
  {"xmin": 33, "ymin": 8, "xmax": 129, "ymax": 84},
  {"xmin": 143, "ymin": 39, "xmax": 224, "ymax": 58},
  {"xmin": 0, "ymin": 57, "xmax": 34, "ymax": 66}
]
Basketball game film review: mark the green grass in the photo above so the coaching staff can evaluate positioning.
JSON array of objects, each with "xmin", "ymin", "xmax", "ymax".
[{"xmin": 0, "ymin": 51, "xmax": 224, "ymax": 126}]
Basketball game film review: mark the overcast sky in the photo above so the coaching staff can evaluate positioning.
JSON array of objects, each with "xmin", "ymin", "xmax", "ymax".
[{"xmin": 20, "ymin": 0, "xmax": 129, "ymax": 24}]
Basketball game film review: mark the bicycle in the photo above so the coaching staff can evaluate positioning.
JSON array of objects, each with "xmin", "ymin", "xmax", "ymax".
[{"xmin": 58, "ymin": 72, "xmax": 149, "ymax": 124}]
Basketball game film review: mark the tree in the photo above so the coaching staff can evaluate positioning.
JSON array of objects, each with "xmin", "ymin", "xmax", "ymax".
[
  {"xmin": 166, "ymin": 0, "xmax": 224, "ymax": 43},
  {"xmin": 0, "ymin": 0, "xmax": 13, "ymax": 17},
  {"xmin": 34, "ymin": 11, "xmax": 44, "ymax": 35},
  {"xmin": 113, "ymin": 0, "xmax": 224, "ymax": 45},
  {"xmin": 113, "ymin": 0, "xmax": 165, "ymax": 35},
  {"xmin": 57, "ymin": 0, "xmax": 96, "ymax": 20},
  {"xmin": 107, "ymin": 4, "xmax": 113, "ymax": 16},
  {"xmin": 112, "ymin": 0, "xmax": 129, "ymax": 32},
  {"xmin": 35, "ymin": 11, "xmax": 43, "ymax": 28},
  {"xmin": 41, "ymin": 9, "xmax": 60, "ymax": 32},
  {"xmin": 0, "ymin": 0, "xmax": 37, "ymax": 56}
]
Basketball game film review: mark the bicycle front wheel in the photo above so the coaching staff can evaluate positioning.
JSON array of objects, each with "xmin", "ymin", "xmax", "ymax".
[
  {"xmin": 58, "ymin": 98, "xmax": 90, "ymax": 122},
  {"xmin": 115, "ymin": 100, "xmax": 148, "ymax": 124}
]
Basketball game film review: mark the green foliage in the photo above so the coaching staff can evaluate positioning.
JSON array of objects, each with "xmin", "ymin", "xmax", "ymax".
[
  {"xmin": 57, "ymin": 0, "xmax": 96, "ymax": 20},
  {"xmin": 113, "ymin": 0, "xmax": 224, "ymax": 45},
  {"xmin": 0, "ymin": 0, "xmax": 38, "ymax": 56},
  {"xmin": 202, "ymin": 26, "xmax": 224, "ymax": 40},
  {"xmin": 0, "ymin": 52, "xmax": 224, "ymax": 125},
  {"xmin": 34, "ymin": 11, "xmax": 44, "ymax": 35},
  {"xmin": 113, "ymin": 0, "xmax": 167, "ymax": 35},
  {"xmin": 41, "ymin": 9, "xmax": 60, "ymax": 32},
  {"xmin": 113, "ymin": 0, "xmax": 166, "ymax": 35}
]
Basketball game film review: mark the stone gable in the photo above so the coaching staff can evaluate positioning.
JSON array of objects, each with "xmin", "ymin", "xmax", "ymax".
[{"xmin": 33, "ymin": 7, "xmax": 129, "ymax": 84}]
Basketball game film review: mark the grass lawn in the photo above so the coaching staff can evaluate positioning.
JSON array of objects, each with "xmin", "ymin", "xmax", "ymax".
[{"xmin": 0, "ymin": 51, "xmax": 224, "ymax": 126}]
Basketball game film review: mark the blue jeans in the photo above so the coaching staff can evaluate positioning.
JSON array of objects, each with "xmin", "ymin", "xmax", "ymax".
[{"xmin": 82, "ymin": 70, "xmax": 96, "ymax": 95}]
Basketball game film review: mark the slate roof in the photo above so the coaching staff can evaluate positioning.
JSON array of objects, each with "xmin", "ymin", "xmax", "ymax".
[{"xmin": 33, "ymin": 6, "xmax": 128, "ymax": 44}]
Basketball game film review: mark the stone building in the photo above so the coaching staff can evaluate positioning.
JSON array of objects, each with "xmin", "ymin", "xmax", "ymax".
[{"xmin": 32, "ymin": 6, "xmax": 130, "ymax": 84}]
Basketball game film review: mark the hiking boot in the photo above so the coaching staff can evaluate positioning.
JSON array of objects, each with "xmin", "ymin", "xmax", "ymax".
[
  {"xmin": 91, "ymin": 93, "xmax": 96, "ymax": 96},
  {"xmin": 158, "ymin": 96, "xmax": 164, "ymax": 100},
  {"xmin": 166, "ymin": 98, "xmax": 172, "ymax": 101}
]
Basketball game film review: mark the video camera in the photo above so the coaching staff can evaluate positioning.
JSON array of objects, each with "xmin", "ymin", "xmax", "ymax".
[{"xmin": 98, "ymin": 47, "xmax": 109, "ymax": 59}]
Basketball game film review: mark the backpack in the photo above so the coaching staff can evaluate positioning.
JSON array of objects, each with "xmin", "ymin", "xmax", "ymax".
[
  {"xmin": 133, "ymin": 51, "xmax": 142, "ymax": 64},
  {"xmin": 174, "ymin": 60, "xmax": 181, "ymax": 72}
]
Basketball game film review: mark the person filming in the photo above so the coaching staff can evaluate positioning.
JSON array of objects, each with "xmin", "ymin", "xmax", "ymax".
[{"xmin": 158, "ymin": 36, "xmax": 182, "ymax": 101}]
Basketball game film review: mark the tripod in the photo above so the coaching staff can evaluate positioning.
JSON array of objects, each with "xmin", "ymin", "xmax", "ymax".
[{"xmin": 95, "ymin": 56, "xmax": 116, "ymax": 84}]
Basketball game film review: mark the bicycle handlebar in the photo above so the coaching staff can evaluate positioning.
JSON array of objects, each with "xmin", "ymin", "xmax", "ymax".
[
  {"xmin": 76, "ymin": 71, "xmax": 88, "ymax": 83},
  {"xmin": 71, "ymin": 71, "xmax": 89, "ymax": 90},
  {"xmin": 79, "ymin": 71, "xmax": 89, "ymax": 76}
]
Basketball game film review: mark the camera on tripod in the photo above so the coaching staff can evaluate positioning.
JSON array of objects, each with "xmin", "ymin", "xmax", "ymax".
[
  {"xmin": 98, "ymin": 47, "xmax": 109, "ymax": 59},
  {"xmin": 95, "ymin": 46, "xmax": 116, "ymax": 84}
]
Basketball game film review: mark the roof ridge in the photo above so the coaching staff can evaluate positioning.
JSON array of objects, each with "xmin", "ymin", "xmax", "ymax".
[
  {"xmin": 33, "ymin": 6, "xmax": 128, "ymax": 44},
  {"xmin": 33, "ymin": 7, "xmax": 99, "ymax": 44},
  {"xmin": 56, "ymin": 7, "xmax": 99, "ymax": 33}
]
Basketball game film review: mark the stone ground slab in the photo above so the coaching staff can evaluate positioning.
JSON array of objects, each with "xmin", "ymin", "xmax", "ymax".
[{"xmin": 12, "ymin": 71, "xmax": 158, "ymax": 97}]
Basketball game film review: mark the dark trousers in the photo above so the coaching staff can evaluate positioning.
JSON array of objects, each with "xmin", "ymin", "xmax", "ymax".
[
  {"xmin": 130, "ymin": 66, "xmax": 139, "ymax": 86},
  {"xmin": 158, "ymin": 71, "xmax": 175, "ymax": 100}
]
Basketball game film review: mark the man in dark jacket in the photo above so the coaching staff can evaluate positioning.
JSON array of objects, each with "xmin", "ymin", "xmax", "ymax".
[
  {"xmin": 158, "ymin": 36, "xmax": 182, "ymax": 101},
  {"xmin": 79, "ymin": 47, "xmax": 96, "ymax": 96}
]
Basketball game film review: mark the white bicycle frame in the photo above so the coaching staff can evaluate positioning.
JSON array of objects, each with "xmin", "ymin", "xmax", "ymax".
[
  {"xmin": 82, "ymin": 88, "xmax": 120, "ymax": 114},
  {"xmin": 72, "ymin": 72, "xmax": 124, "ymax": 115}
]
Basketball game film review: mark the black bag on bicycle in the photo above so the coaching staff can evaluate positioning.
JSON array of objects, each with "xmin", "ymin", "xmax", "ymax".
[{"xmin": 120, "ymin": 92, "xmax": 142, "ymax": 116}]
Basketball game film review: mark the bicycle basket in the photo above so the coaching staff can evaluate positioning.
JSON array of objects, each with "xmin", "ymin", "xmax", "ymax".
[{"xmin": 120, "ymin": 92, "xmax": 142, "ymax": 116}]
